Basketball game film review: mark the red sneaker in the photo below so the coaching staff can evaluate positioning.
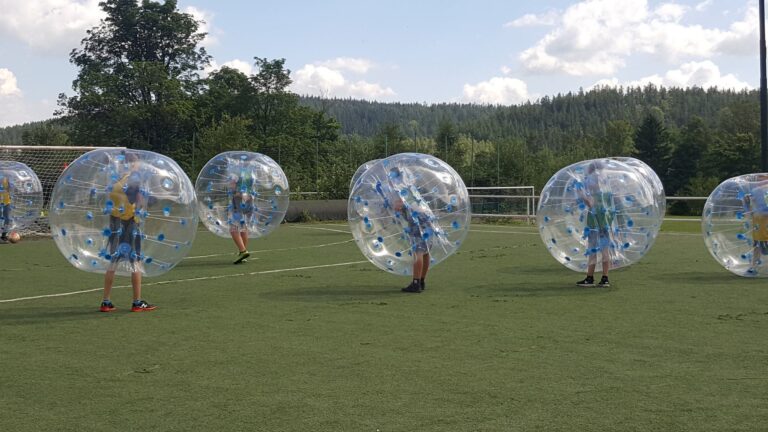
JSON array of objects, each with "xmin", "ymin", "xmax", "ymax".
[
  {"xmin": 100, "ymin": 301, "xmax": 117, "ymax": 312},
  {"xmin": 131, "ymin": 300, "xmax": 157, "ymax": 312}
]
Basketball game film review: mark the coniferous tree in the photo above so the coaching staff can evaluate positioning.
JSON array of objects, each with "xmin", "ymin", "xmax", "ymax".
[{"xmin": 634, "ymin": 113, "xmax": 673, "ymax": 184}]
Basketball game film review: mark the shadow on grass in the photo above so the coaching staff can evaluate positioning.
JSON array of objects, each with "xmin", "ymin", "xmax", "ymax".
[
  {"xmin": 653, "ymin": 270, "xmax": 760, "ymax": 285},
  {"xmin": 0, "ymin": 306, "xmax": 106, "ymax": 325},
  {"xmin": 470, "ymin": 282, "xmax": 615, "ymax": 297},
  {"xmin": 260, "ymin": 284, "xmax": 403, "ymax": 303},
  {"xmin": 470, "ymin": 264, "xmax": 617, "ymax": 297}
]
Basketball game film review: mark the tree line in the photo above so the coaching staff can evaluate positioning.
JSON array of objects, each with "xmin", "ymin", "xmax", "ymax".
[{"xmin": 0, "ymin": 0, "xmax": 761, "ymax": 214}]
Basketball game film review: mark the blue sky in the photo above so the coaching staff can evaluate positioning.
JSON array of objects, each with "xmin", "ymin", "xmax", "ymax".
[{"xmin": 0, "ymin": 0, "xmax": 760, "ymax": 126}]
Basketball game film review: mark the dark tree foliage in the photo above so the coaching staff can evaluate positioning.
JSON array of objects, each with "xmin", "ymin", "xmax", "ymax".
[
  {"xmin": 667, "ymin": 116, "xmax": 709, "ymax": 195},
  {"xmin": 57, "ymin": 0, "xmax": 210, "ymax": 152},
  {"xmin": 3, "ymin": 65, "xmax": 763, "ymax": 201},
  {"xmin": 634, "ymin": 113, "xmax": 673, "ymax": 184}
]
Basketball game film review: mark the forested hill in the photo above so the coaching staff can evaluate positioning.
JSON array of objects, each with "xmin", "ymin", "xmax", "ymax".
[
  {"xmin": 300, "ymin": 85, "xmax": 756, "ymax": 142},
  {"xmin": 3, "ymin": 86, "xmax": 756, "ymax": 146}
]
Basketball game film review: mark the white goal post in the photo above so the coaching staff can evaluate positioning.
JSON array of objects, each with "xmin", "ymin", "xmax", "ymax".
[
  {"xmin": 468, "ymin": 186, "xmax": 537, "ymax": 222},
  {"xmin": 0, "ymin": 146, "xmax": 124, "ymax": 236}
]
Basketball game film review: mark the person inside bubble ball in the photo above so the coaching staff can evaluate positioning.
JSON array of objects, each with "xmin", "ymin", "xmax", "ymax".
[
  {"xmin": 0, "ymin": 174, "xmax": 12, "ymax": 242},
  {"xmin": 385, "ymin": 167, "xmax": 431, "ymax": 293},
  {"xmin": 576, "ymin": 161, "xmax": 615, "ymax": 288},
  {"xmin": 742, "ymin": 174, "xmax": 768, "ymax": 275},
  {"xmin": 228, "ymin": 168, "xmax": 254, "ymax": 264},
  {"xmin": 100, "ymin": 151, "xmax": 156, "ymax": 312}
]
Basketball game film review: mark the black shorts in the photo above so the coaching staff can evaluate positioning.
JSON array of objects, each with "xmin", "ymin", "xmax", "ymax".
[
  {"xmin": 231, "ymin": 194, "xmax": 254, "ymax": 227},
  {"xmin": 108, "ymin": 216, "xmax": 141, "ymax": 262},
  {"xmin": 0, "ymin": 203, "xmax": 10, "ymax": 228},
  {"xmin": 754, "ymin": 240, "xmax": 768, "ymax": 255},
  {"xmin": 586, "ymin": 227, "xmax": 611, "ymax": 254}
]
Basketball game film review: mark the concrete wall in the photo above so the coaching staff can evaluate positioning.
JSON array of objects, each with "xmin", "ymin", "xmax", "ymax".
[{"xmin": 286, "ymin": 199, "xmax": 348, "ymax": 221}]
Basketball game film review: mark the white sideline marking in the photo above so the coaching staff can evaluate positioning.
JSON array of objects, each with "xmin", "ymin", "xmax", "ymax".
[
  {"xmin": 185, "ymin": 253, "xmax": 258, "ymax": 260},
  {"xmin": 0, "ymin": 261, "xmax": 368, "ymax": 304},
  {"xmin": 182, "ymin": 238, "xmax": 355, "ymax": 260}
]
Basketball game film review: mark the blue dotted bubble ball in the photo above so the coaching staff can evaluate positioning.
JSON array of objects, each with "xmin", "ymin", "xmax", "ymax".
[
  {"xmin": 0, "ymin": 160, "xmax": 43, "ymax": 234},
  {"xmin": 195, "ymin": 151, "xmax": 289, "ymax": 239},
  {"xmin": 537, "ymin": 158, "xmax": 664, "ymax": 272},
  {"xmin": 49, "ymin": 149, "xmax": 198, "ymax": 277},
  {"xmin": 703, "ymin": 173, "xmax": 768, "ymax": 277},
  {"xmin": 347, "ymin": 153, "xmax": 470, "ymax": 276}
]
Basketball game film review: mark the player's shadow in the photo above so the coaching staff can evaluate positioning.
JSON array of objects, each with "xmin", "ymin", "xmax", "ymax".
[
  {"xmin": 478, "ymin": 264, "xmax": 615, "ymax": 297},
  {"xmin": 0, "ymin": 307, "xmax": 105, "ymax": 325},
  {"xmin": 655, "ymin": 270, "xmax": 758, "ymax": 285},
  {"xmin": 473, "ymin": 282, "xmax": 614, "ymax": 297},
  {"xmin": 260, "ymin": 284, "xmax": 402, "ymax": 303},
  {"xmin": 175, "ymin": 257, "xmax": 260, "ymax": 268}
]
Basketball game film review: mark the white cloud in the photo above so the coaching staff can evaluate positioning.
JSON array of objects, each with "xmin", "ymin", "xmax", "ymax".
[
  {"xmin": 653, "ymin": 3, "xmax": 688, "ymax": 22},
  {"xmin": 462, "ymin": 77, "xmax": 531, "ymax": 105},
  {"xmin": 519, "ymin": 0, "xmax": 758, "ymax": 76},
  {"xmin": 293, "ymin": 65, "xmax": 346, "ymax": 94},
  {"xmin": 0, "ymin": 2, "xmax": 218, "ymax": 52},
  {"xmin": 0, "ymin": 0, "xmax": 104, "ymax": 52},
  {"xmin": 220, "ymin": 59, "xmax": 253, "ymax": 76},
  {"xmin": 184, "ymin": 6, "xmax": 218, "ymax": 48},
  {"xmin": 504, "ymin": 10, "xmax": 560, "ymax": 28},
  {"xmin": 0, "ymin": 71, "xmax": 56, "ymax": 127},
  {"xmin": 589, "ymin": 77, "xmax": 621, "ymax": 89},
  {"xmin": 317, "ymin": 57, "xmax": 373, "ymax": 74},
  {"xmin": 0, "ymin": 68, "xmax": 22, "ymax": 97},
  {"xmin": 291, "ymin": 60, "xmax": 395, "ymax": 100},
  {"xmin": 593, "ymin": 60, "xmax": 751, "ymax": 90},
  {"xmin": 202, "ymin": 58, "xmax": 254, "ymax": 77},
  {"xmin": 716, "ymin": 3, "xmax": 758, "ymax": 55},
  {"xmin": 695, "ymin": 0, "xmax": 714, "ymax": 12}
]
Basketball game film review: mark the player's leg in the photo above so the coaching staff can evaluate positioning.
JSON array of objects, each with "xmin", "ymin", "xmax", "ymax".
[
  {"xmin": 403, "ymin": 253, "xmax": 423, "ymax": 293},
  {"xmin": 232, "ymin": 224, "xmax": 250, "ymax": 264},
  {"xmin": 598, "ymin": 229, "xmax": 611, "ymax": 287},
  {"xmin": 0, "ymin": 204, "xmax": 9, "ymax": 240},
  {"xmin": 240, "ymin": 230, "xmax": 249, "ymax": 252},
  {"xmin": 100, "ymin": 217, "xmax": 122, "ymax": 311},
  {"xmin": 128, "ymin": 220, "xmax": 154, "ymax": 311},
  {"xmin": 420, "ymin": 253, "xmax": 430, "ymax": 290},
  {"xmin": 578, "ymin": 230, "xmax": 598, "ymax": 286}
]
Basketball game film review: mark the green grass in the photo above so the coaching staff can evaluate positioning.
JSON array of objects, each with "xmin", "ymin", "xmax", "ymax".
[{"xmin": 1, "ymin": 220, "xmax": 766, "ymax": 431}]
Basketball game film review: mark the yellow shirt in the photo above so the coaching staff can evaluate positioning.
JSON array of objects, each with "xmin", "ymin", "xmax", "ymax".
[
  {"xmin": 109, "ymin": 174, "xmax": 138, "ymax": 221},
  {"xmin": 752, "ymin": 213, "xmax": 768, "ymax": 241},
  {"xmin": 0, "ymin": 177, "xmax": 10, "ymax": 205}
]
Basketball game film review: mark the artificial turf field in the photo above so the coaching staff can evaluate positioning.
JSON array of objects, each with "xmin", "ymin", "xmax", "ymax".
[{"xmin": 1, "ymin": 220, "xmax": 766, "ymax": 432}]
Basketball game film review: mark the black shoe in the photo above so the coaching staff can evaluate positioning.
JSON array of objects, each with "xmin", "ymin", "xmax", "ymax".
[
  {"xmin": 401, "ymin": 281, "xmax": 421, "ymax": 293},
  {"xmin": 597, "ymin": 276, "xmax": 610, "ymax": 287},
  {"xmin": 576, "ymin": 276, "xmax": 595, "ymax": 287},
  {"xmin": 233, "ymin": 250, "xmax": 250, "ymax": 264}
]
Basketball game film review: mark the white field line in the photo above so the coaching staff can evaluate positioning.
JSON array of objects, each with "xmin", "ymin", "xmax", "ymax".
[
  {"xmin": 183, "ymin": 238, "xmax": 354, "ymax": 260},
  {"xmin": 0, "ymin": 260, "xmax": 368, "ymax": 304},
  {"xmin": 185, "ymin": 253, "xmax": 260, "ymax": 260}
]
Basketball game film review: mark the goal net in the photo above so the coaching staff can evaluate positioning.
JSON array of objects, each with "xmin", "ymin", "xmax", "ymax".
[
  {"xmin": 0, "ymin": 146, "xmax": 123, "ymax": 236},
  {"xmin": 468, "ymin": 186, "xmax": 537, "ymax": 222}
]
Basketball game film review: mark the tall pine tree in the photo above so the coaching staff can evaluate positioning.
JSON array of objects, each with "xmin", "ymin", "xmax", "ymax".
[{"xmin": 633, "ymin": 112, "xmax": 673, "ymax": 184}]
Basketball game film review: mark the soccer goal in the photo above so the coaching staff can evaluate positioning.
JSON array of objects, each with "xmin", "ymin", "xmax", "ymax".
[
  {"xmin": 468, "ymin": 186, "xmax": 537, "ymax": 222},
  {"xmin": 0, "ymin": 146, "xmax": 123, "ymax": 236}
]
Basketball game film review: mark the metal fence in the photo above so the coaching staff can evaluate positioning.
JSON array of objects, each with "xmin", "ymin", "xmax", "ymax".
[{"xmin": 467, "ymin": 190, "xmax": 709, "ymax": 223}]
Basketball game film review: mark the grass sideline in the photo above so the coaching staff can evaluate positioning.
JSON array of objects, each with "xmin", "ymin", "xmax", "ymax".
[{"xmin": 1, "ymin": 220, "xmax": 766, "ymax": 431}]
